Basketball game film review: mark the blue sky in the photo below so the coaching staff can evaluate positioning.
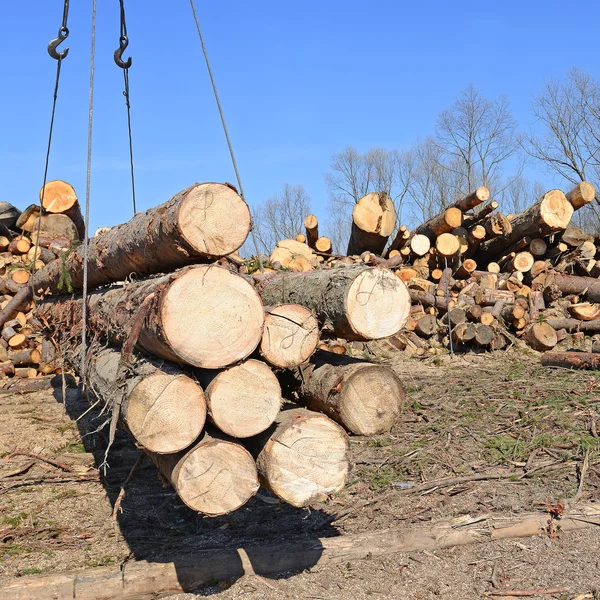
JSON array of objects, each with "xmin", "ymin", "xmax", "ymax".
[{"xmin": 1, "ymin": 1, "xmax": 598, "ymax": 234}]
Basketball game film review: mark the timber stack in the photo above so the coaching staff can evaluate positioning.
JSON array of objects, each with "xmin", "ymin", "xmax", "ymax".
[{"xmin": 0, "ymin": 180, "xmax": 410, "ymax": 516}]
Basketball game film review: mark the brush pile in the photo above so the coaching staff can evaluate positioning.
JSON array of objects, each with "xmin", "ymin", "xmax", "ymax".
[{"xmin": 1, "ymin": 181, "xmax": 411, "ymax": 516}]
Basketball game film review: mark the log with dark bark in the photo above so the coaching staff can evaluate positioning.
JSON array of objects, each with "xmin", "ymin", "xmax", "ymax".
[
  {"xmin": 196, "ymin": 359, "xmax": 282, "ymax": 438},
  {"xmin": 40, "ymin": 180, "xmax": 86, "ymax": 240},
  {"xmin": 346, "ymin": 192, "xmax": 396, "ymax": 256},
  {"xmin": 246, "ymin": 407, "xmax": 349, "ymax": 507},
  {"xmin": 284, "ymin": 351, "xmax": 405, "ymax": 435},
  {"xmin": 260, "ymin": 304, "xmax": 319, "ymax": 368},
  {"xmin": 545, "ymin": 317, "xmax": 600, "ymax": 333},
  {"xmin": 544, "ymin": 272, "xmax": 600, "ymax": 303},
  {"xmin": 31, "ymin": 183, "xmax": 251, "ymax": 296},
  {"xmin": 37, "ymin": 265, "xmax": 265, "ymax": 369},
  {"xmin": 88, "ymin": 347, "xmax": 207, "ymax": 453},
  {"xmin": 541, "ymin": 351, "xmax": 600, "ymax": 370},
  {"xmin": 148, "ymin": 433, "xmax": 259, "ymax": 516},
  {"xmin": 252, "ymin": 266, "xmax": 410, "ymax": 341}
]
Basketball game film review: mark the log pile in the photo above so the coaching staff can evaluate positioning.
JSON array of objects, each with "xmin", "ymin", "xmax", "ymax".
[{"xmin": 5, "ymin": 181, "xmax": 411, "ymax": 517}]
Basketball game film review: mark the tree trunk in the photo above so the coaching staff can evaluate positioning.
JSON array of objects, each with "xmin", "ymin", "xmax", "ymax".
[
  {"xmin": 196, "ymin": 359, "xmax": 282, "ymax": 438},
  {"xmin": 260, "ymin": 304, "xmax": 319, "ymax": 368},
  {"xmin": 148, "ymin": 433, "xmax": 259, "ymax": 516},
  {"xmin": 541, "ymin": 351, "xmax": 600, "ymax": 370},
  {"xmin": 252, "ymin": 266, "xmax": 410, "ymax": 341},
  {"xmin": 284, "ymin": 351, "xmax": 405, "ymax": 435},
  {"xmin": 246, "ymin": 407, "xmax": 349, "ymax": 507},
  {"xmin": 31, "ymin": 183, "xmax": 251, "ymax": 296},
  {"xmin": 347, "ymin": 192, "xmax": 396, "ymax": 256},
  {"xmin": 37, "ymin": 265, "xmax": 265, "ymax": 369},
  {"xmin": 40, "ymin": 180, "xmax": 86, "ymax": 240},
  {"xmin": 414, "ymin": 208, "xmax": 462, "ymax": 240},
  {"xmin": 478, "ymin": 190, "xmax": 572, "ymax": 258},
  {"xmin": 88, "ymin": 347, "xmax": 206, "ymax": 454}
]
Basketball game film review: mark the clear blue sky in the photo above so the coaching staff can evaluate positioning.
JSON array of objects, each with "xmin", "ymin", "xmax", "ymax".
[{"xmin": 1, "ymin": 1, "xmax": 598, "ymax": 234}]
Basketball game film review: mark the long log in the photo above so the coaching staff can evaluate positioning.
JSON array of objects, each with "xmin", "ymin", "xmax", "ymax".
[
  {"xmin": 196, "ymin": 359, "xmax": 282, "ymax": 438},
  {"xmin": 252, "ymin": 266, "xmax": 410, "ymax": 341},
  {"xmin": 452, "ymin": 186, "xmax": 489, "ymax": 211},
  {"xmin": 285, "ymin": 351, "xmax": 405, "ymax": 435},
  {"xmin": 37, "ymin": 265, "xmax": 265, "ymax": 369},
  {"xmin": 346, "ymin": 192, "xmax": 396, "ymax": 256},
  {"xmin": 148, "ymin": 433, "xmax": 259, "ymax": 516},
  {"xmin": 246, "ymin": 407, "xmax": 349, "ymax": 507},
  {"xmin": 545, "ymin": 272, "xmax": 600, "ymax": 303},
  {"xmin": 545, "ymin": 317, "xmax": 600, "ymax": 333},
  {"xmin": 541, "ymin": 351, "xmax": 600, "ymax": 370},
  {"xmin": 414, "ymin": 207, "xmax": 462, "ymax": 240},
  {"xmin": 260, "ymin": 304, "xmax": 319, "ymax": 368},
  {"xmin": 477, "ymin": 190, "xmax": 573, "ymax": 259},
  {"xmin": 31, "ymin": 183, "xmax": 251, "ymax": 296},
  {"xmin": 88, "ymin": 347, "xmax": 207, "ymax": 453}
]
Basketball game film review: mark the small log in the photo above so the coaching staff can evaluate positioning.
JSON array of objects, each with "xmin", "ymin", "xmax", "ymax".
[
  {"xmin": 149, "ymin": 433, "xmax": 259, "ymax": 516},
  {"xmin": 414, "ymin": 314, "xmax": 438, "ymax": 337},
  {"xmin": 271, "ymin": 239, "xmax": 318, "ymax": 271},
  {"xmin": 436, "ymin": 233, "xmax": 461, "ymax": 257},
  {"xmin": 410, "ymin": 234, "xmax": 431, "ymax": 257},
  {"xmin": 415, "ymin": 207, "xmax": 462, "ymax": 241},
  {"xmin": 247, "ymin": 407, "xmax": 349, "ymax": 507},
  {"xmin": 452, "ymin": 322, "xmax": 476, "ymax": 343},
  {"xmin": 462, "ymin": 200, "xmax": 499, "ymax": 229},
  {"xmin": 315, "ymin": 237, "xmax": 332, "ymax": 254},
  {"xmin": 31, "ymin": 214, "xmax": 79, "ymax": 242},
  {"xmin": 197, "ymin": 359, "xmax": 282, "ymax": 438},
  {"xmin": 545, "ymin": 272, "xmax": 600, "ymax": 303},
  {"xmin": 385, "ymin": 226, "xmax": 410, "ymax": 257},
  {"xmin": 541, "ymin": 351, "xmax": 600, "ymax": 370},
  {"xmin": 347, "ymin": 192, "xmax": 396, "ymax": 256},
  {"xmin": 295, "ymin": 233, "xmax": 306, "ymax": 243},
  {"xmin": 304, "ymin": 214, "xmax": 319, "ymax": 248},
  {"xmin": 529, "ymin": 238, "xmax": 548, "ymax": 257},
  {"xmin": 475, "ymin": 288, "xmax": 514, "ymax": 306},
  {"xmin": 15, "ymin": 204, "xmax": 41, "ymax": 233},
  {"xmin": 567, "ymin": 302, "xmax": 600, "ymax": 321},
  {"xmin": 452, "ymin": 186, "xmax": 489, "ymax": 211},
  {"xmin": 523, "ymin": 322, "xmax": 557, "ymax": 351},
  {"xmin": 253, "ymin": 266, "xmax": 410, "ymax": 341},
  {"xmin": 565, "ymin": 181, "xmax": 595, "ymax": 210},
  {"xmin": 8, "ymin": 348, "xmax": 40, "ymax": 366},
  {"xmin": 40, "ymin": 180, "xmax": 86, "ymax": 239},
  {"xmin": 287, "ymin": 351, "xmax": 405, "ymax": 435},
  {"xmin": 8, "ymin": 236, "xmax": 31, "ymax": 254},
  {"xmin": 455, "ymin": 258, "xmax": 477, "ymax": 279},
  {"xmin": 483, "ymin": 212, "xmax": 513, "ymax": 238},
  {"xmin": 474, "ymin": 324, "xmax": 494, "ymax": 346},
  {"xmin": 508, "ymin": 252, "xmax": 535, "ymax": 273},
  {"xmin": 260, "ymin": 304, "xmax": 319, "ymax": 368},
  {"xmin": 11, "ymin": 269, "xmax": 30, "ymax": 285}
]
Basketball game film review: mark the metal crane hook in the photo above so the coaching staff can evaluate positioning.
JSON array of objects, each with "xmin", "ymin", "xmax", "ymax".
[
  {"xmin": 114, "ymin": 35, "xmax": 132, "ymax": 69},
  {"xmin": 48, "ymin": 26, "xmax": 70, "ymax": 60}
]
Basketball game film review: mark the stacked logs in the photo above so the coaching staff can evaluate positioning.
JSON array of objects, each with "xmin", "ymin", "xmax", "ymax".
[
  {"xmin": 3, "ymin": 181, "xmax": 411, "ymax": 517},
  {"xmin": 243, "ymin": 183, "xmax": 600, "ymax": 359}
]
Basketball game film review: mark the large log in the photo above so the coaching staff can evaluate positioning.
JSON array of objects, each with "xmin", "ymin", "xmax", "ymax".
[
  {"xmin": 346, "ymin": 192, "xmax": 396, "ymax": 256},
  {"xmin": 545, "ymin": 272, "xmax": 600, "ymax": 303},
  {"xmin": 40, "ymin": 180, "xmax": 86, "ymax": 240},
  {"xmin": 252, "ymin": 266, "xmax": 410, "ymax": 341},
  {"xmin": 541, "ymin": 351, "xmax": 600, "ymax": 370},
  {"xmin": 149, "ymin": 433, "xmax": 259, "ymax": 516},
  {"xmin": 88, "ymin": 347, "xmax": 206, "ymax": 453},
  {"xmin": 196, "ymin": 359, "xmax": 282, "ymax": 438},
  {"xmin": 285, "ymin": 351, "xmax": 405, "ymax": 435},
  {"xmin": 260, "ymin": 304, "xmax": 320, "ymax": 368},
  {"xmin": 247, "ymin": 407, "xmax": 349, "ymax": 507},
  {"xmin": 31, "ymin": 183, "xmax": 251, "ymax": 296},
  {"xmin": 37, "ymin": 265, "xmax": 265, "ymax": 369},
  {"xmin": 477, "ymin": 190, "xmax": 573, "ymax": 259}
]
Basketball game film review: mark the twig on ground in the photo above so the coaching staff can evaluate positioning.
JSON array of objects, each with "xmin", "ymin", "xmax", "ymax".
[
  {"xmin": 111, "ymin": 453, "xmax": 144, "ymax": 520},
  {"xmin": 574, "ymin": 450, "xmax": 590, "ymax": 502},
  {"xmin": 10, "ymin": 450, "xmax": 78, "ymax": 473},
  {"xmin": 0, "ymin": 460, "xmax": 35, "ymax": 479},
  {"xmin": 485, "ymin": 588, "xmax": 569, "ymax": 597}
]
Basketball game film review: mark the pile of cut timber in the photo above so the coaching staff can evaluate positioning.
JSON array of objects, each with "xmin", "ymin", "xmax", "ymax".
[
  {"xmin": 3, "ymin": 181, "xmax": 410, "ymax": 516},
  {"xmin": 241, "ymin": 184, "xmax": 600, "ymax": 359}
]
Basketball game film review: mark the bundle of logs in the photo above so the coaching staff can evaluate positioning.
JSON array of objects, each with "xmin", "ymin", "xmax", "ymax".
[
  {"xmin": 240, "ymin": 182, "xmax": 600, "ymax": 363},
  {"xmin": 0, "ymin": 181, "xmax": 411, "ymax": 517}
]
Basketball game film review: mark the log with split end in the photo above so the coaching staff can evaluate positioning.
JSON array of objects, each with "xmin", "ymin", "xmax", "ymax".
[{"xmin": 347, "ymin": 192, "xmax": 396, "ymax": 256}]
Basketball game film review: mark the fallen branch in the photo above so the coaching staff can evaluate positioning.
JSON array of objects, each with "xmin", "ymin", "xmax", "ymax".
[
  {"xmin": 112, "ymin": 453, "xmax": 144, "ymax": 521},
  {"xmin": 485, "ymin": 589, "xmax": 569, "ymax": 597}
]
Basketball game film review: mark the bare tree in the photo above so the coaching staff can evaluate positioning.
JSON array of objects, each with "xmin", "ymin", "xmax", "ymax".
[
  {"xmin": 499, "ymin": 176, "xmax": 546, "ymax": 215},
  {"xmin": 252, "ymin": 183, "xmax": 311, "ymax": 254},
  {"xmin": 525, "ymin": 68, "xmax": 600, "ymax": 231},
  {"xmin": 435, "ymin": 84, "xmax": 520, "ymax": 195}
]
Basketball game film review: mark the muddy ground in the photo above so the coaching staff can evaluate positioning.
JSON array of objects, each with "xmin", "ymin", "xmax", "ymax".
[{"xmin": 1, "ymin": 351, "xmax": 599, "ymax": 599}]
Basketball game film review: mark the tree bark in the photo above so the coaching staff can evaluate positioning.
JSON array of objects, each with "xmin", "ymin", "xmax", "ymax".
[
  {"xmin": 541, "ymin": 351, "xmax": 600, "ymax": 370},
  {"xmin": 545, "ymin": 272, "xmax": 600, "ymax": 303},
  {"xmin": 31, "ymin": 183, "xmax": 251, "ymax": 296},
  {"xmin": 347, "ymin": 192, "xmax": 396, "ymax": 256},
  {"xmin": 196, "ymin": 359, "xmax": 282, "ymax": 438},
  {"xmin": 545, "ymin": 317, "xmax": 600, "ymax": 333},
  {"xmin": 246, "ymin": 407, "xmax": 349, "ymax": 507},
  {"xmin": 260, "ymin": 304, "xmax": 319, "ymax": 368},
  {"xmin": 284, "ymin": 351, "xmax": 405, "ymax": 435},
  {"xmin": 252, "ymin": 266, "xmax": 410, "ymax": 341},
  {"xmin": 37, "ymin": 265, "xmax": 265, "ymax": 369}
]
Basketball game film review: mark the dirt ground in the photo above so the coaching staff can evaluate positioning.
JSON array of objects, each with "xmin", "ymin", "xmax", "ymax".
[{"xmin": 1, "ymin": 350, "xmax": 600, "ymax": 599}]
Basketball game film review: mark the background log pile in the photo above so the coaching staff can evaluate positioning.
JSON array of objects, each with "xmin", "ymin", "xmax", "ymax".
[
  {"xmin": 1, "ymin": 180, "xmax": 411, "ymax": 517},
  {"xmin": 240, "ymin": 182, "xmax": 600, "ymax": 359}
]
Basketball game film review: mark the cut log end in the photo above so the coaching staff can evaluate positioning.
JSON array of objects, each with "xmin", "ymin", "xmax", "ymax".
[
  {"xmin": 178, "ymin": 183, "xmax": 251, "ymax": 257},
  {"xmin": 524, "ymin": 322, "xmax": 558, "ymax": 352},
  {"xmin": 352, "ymin": 192, "xmax": 396, "ymax": 237},
  {"xmin": 261, "ymin": 304, "xmax": 320, "ymax": 368},
  {"xmin": 40, "ymin": 180, "xmax": 77, "ymax": 213},
  {"xmin": 346, "ymin": 268, "xmax": 410, "ymax": 340},
  {"xmin": 539, "ymin": 189, "xmax": 573, "ymax": 230},
  {"xmin": 205, "ymin": 359, "xmax": 282, "ymax": 438}
]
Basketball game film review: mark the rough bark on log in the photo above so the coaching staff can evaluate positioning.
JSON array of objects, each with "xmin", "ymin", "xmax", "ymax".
[
  {"xmin": 40, "ymin": 180, "xmax": 86, "ymax": 240},
  {"xmin": 252, "ymin": 266, "xmax": 410, "ymax": 341},
  {"xmin": 545, "ymin": 272, "xmax": 600, "ymax": 303},
  {"xmin": 196, "ymin": 359, "xmax": 282, "ymax": 438},
  {"xmin": 545, "ymin": 317, "xmax": 600, "ymax": 333},
  {"xmin": 260, "ymin": 304, "xmax": 319, "ymax": 368},
  {"xmin": 148, "ymin": 433, "xmax": 259, "ymax": 516},
  {"xmin": 88, "ymin": 347, "xmax": 207, "ymax": 453},
  {"xmin": 37, "ymin": 265, "xmax": 265, "ymax": 369},
  {"xmin": 31, "ymin": 183, "xmax": 251, "ymax": 296},
  {"xmin": 246, "ymin": 407, "xmax": 349, "ymax": 507},
  {"xmin": 346, "ymin": 192, "xmax": 396, "ymax": 256},
  {"xmin": 285, "ymin": 351, "xmax": 405, "ymax": 435},
  {"xmin": 541, "ymin": 351, "xmax": 600, "ymax": 370},
  {"xmin": 31, "ymin": 214, "xmax": 79, "ymax": 242}
]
